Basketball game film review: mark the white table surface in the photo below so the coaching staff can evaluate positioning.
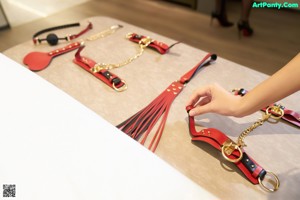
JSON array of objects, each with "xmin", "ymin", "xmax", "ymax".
[{"xmin": 0, "ymin": 53, "xmax": 216, "ymax": 200}]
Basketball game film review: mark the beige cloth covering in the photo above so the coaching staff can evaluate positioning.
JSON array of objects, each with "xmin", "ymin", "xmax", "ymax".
[{"xmin": 4, "ymin": 16, "xmax": 300, "ymax": 200}]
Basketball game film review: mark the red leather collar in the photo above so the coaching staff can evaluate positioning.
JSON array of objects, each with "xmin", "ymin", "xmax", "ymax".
[{"xmin": 186, "ymin": 105, "xmax": 267, "ymax": 185}]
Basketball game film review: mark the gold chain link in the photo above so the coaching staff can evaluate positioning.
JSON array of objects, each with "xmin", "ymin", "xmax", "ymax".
[
  {"xmin": 91, "ymin": 36, "xmax": 153, "ymax": 73},
  {"xmin": 237, "ymin": 113, "xmax": 270, "ymax": 147},
  {"xmin": 85, "ymin": 25, "xmax": 122, "ymax": 41},
  {"xmin": 237, "ymin": 104, "xmax": 284, "ymax": 148}
]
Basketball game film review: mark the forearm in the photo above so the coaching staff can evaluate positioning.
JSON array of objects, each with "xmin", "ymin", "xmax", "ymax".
[{"xmin": 236, "ymin": 53, "xmax": 300, "ymax": 117}]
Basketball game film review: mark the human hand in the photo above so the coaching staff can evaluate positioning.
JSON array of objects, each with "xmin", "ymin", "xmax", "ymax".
[{"xmin": 186, "ymin": 83, "xmax": 243, "ymax": 117}]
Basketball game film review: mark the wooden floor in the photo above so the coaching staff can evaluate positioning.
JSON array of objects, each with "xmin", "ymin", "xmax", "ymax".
[{"xmin": 0, "ymin": 0, "xmax": 299, "ymax": 75}]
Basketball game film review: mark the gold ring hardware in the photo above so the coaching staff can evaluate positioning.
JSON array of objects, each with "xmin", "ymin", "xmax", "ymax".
[
  {"xmin": 91, "ymin": 63, "xmax": 109, "ymax": 73},
  {"xmin": 112, "ymin": 80, "xmax": 127, "ymax": 92},
  {"xmin": 266, "ymin": 105, "xmax": 284, "ymax": 120},
  {"xmin": 221, "ymin": 140, "xmax": 243, "ymax": 163},
  {"xmin": 258, "ymin": 171, "xmax": 280, "ymax": 192},
  {"xmin": 139, "ymin": 37, "xmax": 153, "ymax": 48},
  {"xmin": 126, "ymin": 32, "xmax": 134, "ymax": 39}
]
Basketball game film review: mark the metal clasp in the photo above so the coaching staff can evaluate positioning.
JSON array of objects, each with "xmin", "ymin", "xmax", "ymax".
[
  {"xmin": 221, "ymin": 139, "xmax": 243, "ymax": 163},
  {"xmin": 91, "ymin": 63, "xmax": 108, "ymax": 73},
  {"xmin": 266, "ymin": 104, "xmax": 284, "ymax": 120},
  {"xmin": 139, "ymin": 37, "xmax": 153, "ymax": 48},
  {"xmin": 112, "ymin": 80, "xmax": 127, "ymax": 92},
  {"xmin": 258, "ymin": 171, "xmax": 280, "ymax": 192}
]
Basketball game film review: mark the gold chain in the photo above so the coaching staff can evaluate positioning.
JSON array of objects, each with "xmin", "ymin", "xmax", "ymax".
[
  {"xmin": 221, "ymin": 104, "xmax": 284, "ymax": 163},
  {"xmin": 237, "ymin": 113, "xmax": 270, "ymax": 147},
  {"xmin": 237, "ymin": 104, "xmax": 284, "ymax": 148},
  {"xmin": 85, "ymin": 24, "xmax": 123, "ymax": 41},
  {"xmin": 90, "ymin": 36, "xmax": 153, "ymax": 73}
]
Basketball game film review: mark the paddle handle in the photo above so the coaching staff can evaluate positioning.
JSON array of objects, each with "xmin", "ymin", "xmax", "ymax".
[{"xmin": 47, "ymin": 42, "xmax": 81, "ymax": 57}]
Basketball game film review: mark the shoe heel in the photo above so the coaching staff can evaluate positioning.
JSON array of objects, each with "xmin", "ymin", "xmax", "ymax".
[{"xmin": 237, "ymin": 21, "xmax": 253, "ymax": 38}]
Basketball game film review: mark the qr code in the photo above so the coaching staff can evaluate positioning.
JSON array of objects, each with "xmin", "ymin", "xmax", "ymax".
[{"xmin": 3, "ymin": 184, "xmax": 16, "ymax": 197}]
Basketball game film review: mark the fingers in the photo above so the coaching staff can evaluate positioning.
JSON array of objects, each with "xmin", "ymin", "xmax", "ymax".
[
  {"xmin": 189, "ymin": 103, "xmax": 212, "ymax": 116},
  {"xmin": 196, "ymin": 96, "xmax": 211, "ymax": 106},
  {"xmin": 186, "ymin": 86, "xmax": 214, "ymax": 116},
  {"xmin": 185, "ymin": 86, "xmax": 212, "ymax": 107}
]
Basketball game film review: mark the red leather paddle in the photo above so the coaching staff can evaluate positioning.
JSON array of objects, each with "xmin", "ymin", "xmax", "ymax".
[{"xmin": 23, "ymin": 42, "xmax": 81, "ymax": 71}]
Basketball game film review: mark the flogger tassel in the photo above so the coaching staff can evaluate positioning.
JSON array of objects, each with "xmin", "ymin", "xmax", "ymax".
[{"xmin": 117, "ymin": 54, "xmax": 217, "ymax": 152}]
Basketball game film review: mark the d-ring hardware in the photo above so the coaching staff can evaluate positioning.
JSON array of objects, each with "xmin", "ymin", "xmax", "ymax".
[
  {"xmin": 112, "ymin": 80, "xmax": 127, "ymax": 92},
  {"xmin": 258, "ymin": 171, "xmax": 280, "ymax": 192}
]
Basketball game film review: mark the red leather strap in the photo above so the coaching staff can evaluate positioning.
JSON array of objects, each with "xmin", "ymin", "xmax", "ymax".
[
  {"xmin": 118, "ymin": 53, "xmax": 217, "ymax": 152},
  {"xmin": 179, "ymin": 54, "xmax": 217, "ymax": 84},
  {"xmin": 73, "ymin": 44, "xmax": 127, "ymax": 92},
  {"xmin": 186, "ymin": 105, "xmax": 267, "ymax": 184},
  {"xmin": 261, "ymin": 105, "xmax": 300, "ymax": 127},
  {"xmin": 127, "ymin": 33, "xmax": 179, "ymax": 54},
  {"xmin": 234, "ymin": 89, "xmax": 300, "ymax": 127},
  {"xmin": 47, "ymin": 42, "xmax": 81, "ymax": 57},
  {"xmin": 69, "ymin": 22, "xmax": 93, "ymax": 41}
]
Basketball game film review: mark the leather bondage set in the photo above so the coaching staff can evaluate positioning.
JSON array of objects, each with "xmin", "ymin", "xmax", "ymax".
[
  {"xmin": 22, "ymin": 21, "xmax": 300, "ymax": 192},
  {"xmin": 116, "ymin": 51, "xmax": 298, "ymax": 191},
  {"xmin": 24, "ymin": 23, "xmax": 175, "ymax": 92}
]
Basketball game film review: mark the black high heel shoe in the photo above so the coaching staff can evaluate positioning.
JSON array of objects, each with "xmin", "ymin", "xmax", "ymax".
[
  {"xmin": 210, "ymin": 12, "xmax": 234, "ymax": 27},
  {"xmin": 237, "ymin": 21, "xmax": 254, "ymax": 37}
]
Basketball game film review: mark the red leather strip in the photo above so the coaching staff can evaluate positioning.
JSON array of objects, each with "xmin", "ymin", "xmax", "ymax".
[
  {"xmin": 73, "ymin": 44, "xmax": 126, "ymax": 91},
  {"xmin": 69, "ymin": 22, "xmax": 93, "ymax": 40},
  {"xmin": 47, "ymin": 42, "xmax": 81, "ymax": 57},
  {"xmin": 186, "ymin": 106, "xmax": 266, "ymax": 184},
  {"xmin": 179, "ymin": 54, "xmax": 217, "ymax": 84},
  {"xmin": 128, "ymin": 33, "xmax": 176, "ymax": 54}
]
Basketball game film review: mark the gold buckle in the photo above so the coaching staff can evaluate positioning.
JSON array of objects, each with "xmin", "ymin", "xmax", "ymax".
[
  {"xmin": 221, "ymin": 139, "xmax": 243, "ymax": 163},
  {"xmin": 112, "ymin": 80, "xmax": 127, "ymax": 92},
  {"xmin": 266, "ymin": 105, "xmax": 284, "ymax": 120},
  {"xmin": 66, "ymin": 34, "xmax": 71, "ymax": 41},
  {"xmin": 139, "ymin": 37, "xmax": 153, "ymax": 48},
  {"xmin": 258, "ymin": 171, "xmax": 280, "ymax": 192},
  {"xmin": 91, "ymin": 63, "xmax": 107, "ymax": 73}
]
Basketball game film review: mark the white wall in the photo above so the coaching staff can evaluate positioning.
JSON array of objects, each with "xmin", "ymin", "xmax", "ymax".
[
  {"xmin": 0, "ymin": 0, "xmax": 90, "ymax": 27},
  {"xmin": 0, "ymin": 2, "xmax": 8, "ymax": 28}
]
